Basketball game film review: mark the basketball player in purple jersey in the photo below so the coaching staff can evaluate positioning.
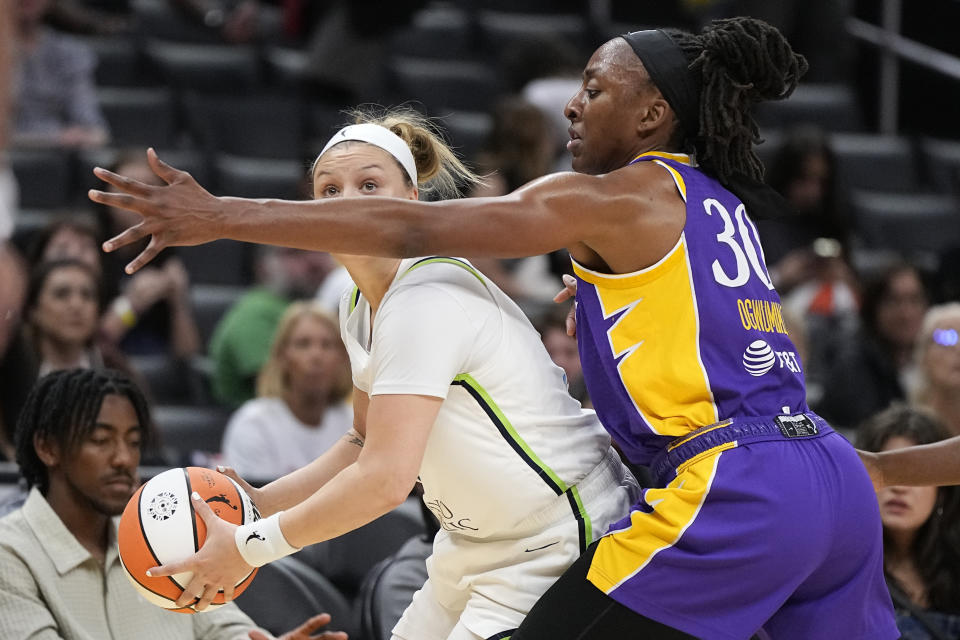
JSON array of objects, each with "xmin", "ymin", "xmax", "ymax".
[{"xmin": 92, "ymin": 16, "xmax": 926, "ymax": 640}]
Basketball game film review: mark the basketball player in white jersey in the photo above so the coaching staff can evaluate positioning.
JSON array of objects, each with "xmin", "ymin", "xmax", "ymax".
[{"xmin": 148, "ymin": 109, "xmax": 638, "ymax": 640}]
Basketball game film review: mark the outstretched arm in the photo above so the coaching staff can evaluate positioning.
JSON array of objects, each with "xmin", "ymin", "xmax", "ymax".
[
  {"xmin": 89, "ymin": 149, "xmax": 644, "ymax": 274},
  {"xmin": 858, "ymin": 436, "xmax": 960, "ymax": 490}
]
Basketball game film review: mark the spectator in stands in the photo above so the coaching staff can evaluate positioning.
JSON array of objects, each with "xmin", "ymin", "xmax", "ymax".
[
  {"xmin": 469, "ymin": 98, "xmax": 572, "ymax": 302},
  {"xmin": 856, "ymin": 404, "xmax": 960, "ymax": 640},
  {"xmin": 0, "ymin": 0, "xmax": 18, "ymax": 240},
  {"xmin": 210, "ymin": 246, "xmax": 335, "ymax": 407},
  {"xmin": 911, "ymin": 303, "xmax": 960, "ymax": 436},
  {"xmin": 0, "ymin": 242, "xmax": 30, "ymax": 461},
  {"xmin": 222, "ymin": 302, "xmax": 352, "ymax": 480},
  {"xmin": 534, "ymin": 304, "xmax": 590, "ymax": 408},
  {"xmin": 817, "ymin": 261, "xmax": 929, "ymax": 430},
  {"xmin": 169, "ymin": 0, "xmax": 285, "ymax": 44},
  {"xmin": 45, "ymin": 0, "xmax": 134, "ymax": 36},
  {"xmin": 0, "ymin": 367, "xmax": 346, "ymax": 640},
  {"xmin": 11, "ymin": 0, "xmax": 109, "ymax": 149},
  {"xmin": 32, "ymin": 214, "xmax": 201, "ymax": 360},
  {"xmin": 760, "ymin": 126, "xmax": 854, "ymax": 286}
]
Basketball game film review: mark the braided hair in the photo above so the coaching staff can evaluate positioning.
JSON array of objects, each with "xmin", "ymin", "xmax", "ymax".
[
  {"xmin": 15, "ymin": 369, "xmax": 153, "ymax": 493},
  {"xmin": 665, "ymin": 17, "xmax": 808, "ymax": 183}
]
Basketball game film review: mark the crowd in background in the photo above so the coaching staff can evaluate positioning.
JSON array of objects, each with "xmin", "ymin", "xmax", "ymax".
[{"xmin": 1, "ymin": 0, "xmax": 960, "ymax": 638}]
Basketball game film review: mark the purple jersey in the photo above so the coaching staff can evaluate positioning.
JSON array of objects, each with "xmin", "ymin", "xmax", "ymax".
[{"xmin": 573, "ymin": 151, "xmax": 808, "ymax": 465}]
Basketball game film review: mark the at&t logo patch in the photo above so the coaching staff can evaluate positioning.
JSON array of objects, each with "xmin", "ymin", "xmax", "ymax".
[{"xmin": 742, "ymin": 340, "xmax": 776, "ymax": 376}]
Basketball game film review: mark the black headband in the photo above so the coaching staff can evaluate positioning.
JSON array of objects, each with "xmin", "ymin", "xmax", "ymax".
[{"xmin": 621, "ymin": 30, "xmax": 701, "ymax": 135}]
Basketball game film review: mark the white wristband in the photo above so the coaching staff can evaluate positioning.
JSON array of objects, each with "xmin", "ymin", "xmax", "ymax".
[{"xmin": 234, "ymin": 512, "xmax": 301, "ymax": 567}]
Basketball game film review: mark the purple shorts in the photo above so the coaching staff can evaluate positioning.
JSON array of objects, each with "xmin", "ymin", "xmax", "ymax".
[{"xmin": 586, "ymin": 414, "xmax": 899, "ymax": 640}]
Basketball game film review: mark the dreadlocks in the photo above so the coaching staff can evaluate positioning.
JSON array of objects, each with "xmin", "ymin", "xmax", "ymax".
[
  {"xmin": 15, "ymin": 368, "xmax": 153, "ymax": 493},
  {"xmin": 666, "ymin": 17, "xmax": 808, "ymax": 184}
]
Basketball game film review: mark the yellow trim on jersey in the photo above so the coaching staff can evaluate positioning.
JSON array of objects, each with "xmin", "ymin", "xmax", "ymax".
[
  {"xmin": 574, "ymin": 238, "xmax": 718, "ymax": 434},
  {"xmin": 653, "ymin": 159, "xmax": 687, "ymax": 202},
  {"xmin": 570, "ymin": 237, "xmax": 685, "ymax": 288},
  {"xmin": 667, "ymin": 420, "xmax": 733, "ymax": 452},
  {"xmin": 586, "ymin": 443, "xmax": 732, "ymax": 593},
  {"xmin": 632, "ymin": 151, "xmax": 694, "ymax": 165}
]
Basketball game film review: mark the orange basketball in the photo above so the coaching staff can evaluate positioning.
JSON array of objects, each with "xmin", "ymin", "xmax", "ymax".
[{"xmin": 117, "ymin": 466, "xmax": 260, "ymax": 613}]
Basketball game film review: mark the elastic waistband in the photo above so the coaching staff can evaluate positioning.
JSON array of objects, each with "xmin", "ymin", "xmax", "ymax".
[
  {"xmin": 651, "ymin": 413, "xmax": 834, "ymax": 482},
  {"xmin": 514, "ymin": 448, "xmax": 631, "ymax": 535}
]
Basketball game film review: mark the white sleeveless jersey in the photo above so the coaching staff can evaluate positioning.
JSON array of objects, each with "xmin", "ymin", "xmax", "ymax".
[{"xmin": 339, "ymin": 257, "xmax": 616, "ymax": 539}]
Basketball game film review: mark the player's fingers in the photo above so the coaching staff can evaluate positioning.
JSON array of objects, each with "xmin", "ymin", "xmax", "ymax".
[
  {"xmin": 217, "ymin": 465, "xmax": 255, "ymax": 494},
  {"xmin": 296, "ymin": 614, "xmax": 333, "ymax": 634},
  {"xmin": 146, "ymin": 557, "xmax": 191, "ymax": 578},
  {"xmin": 88, "ymin": 189, "xmax": 149, "ymax": 215},
  {"xmin": 193, "ymin": 583, "xmax": 219, "ymax": 611},
  {"xmin": 221, "ymin": 582, "xmax": 236, "ymax": 603},
  {"xmin": 175, "ymin": 576, "xmax": 206, "ymax": 608},
  {"xmin": 92, "ymin": 166, "xmax": 154, "ymax": 197},
  {"xmin": 565, "ymin": 305, "xmax": 577, "ymax": 338},
  {"xmin": 148, "ymin": 147, "xmax": 191, "ymax": 186},
  {"xmin": 102, "ymin": 224, "xmax": 148, "ymax": 254},
  {"xmin": 124, "ymin": 237, "xmax": 166, "ymax": 274},
  {"xmin": 190, "ymin": 491, "xmax": 216, "ymax": 525}
]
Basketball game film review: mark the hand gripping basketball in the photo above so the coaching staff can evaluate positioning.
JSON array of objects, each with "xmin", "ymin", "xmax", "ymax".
[{"xmin": 148, "ymin": 491, "xmax": 254, "ymax": 611}]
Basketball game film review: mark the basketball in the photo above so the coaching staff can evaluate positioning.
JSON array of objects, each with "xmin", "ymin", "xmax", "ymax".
[{"xmin": 117, "ymin": 466, "xmax": 261, "ymax": 613}]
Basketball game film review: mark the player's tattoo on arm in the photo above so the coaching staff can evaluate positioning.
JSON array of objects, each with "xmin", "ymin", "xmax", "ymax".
[{"xmin": 344, "ymin": 429, "xmax": 365, "ymax": 448}]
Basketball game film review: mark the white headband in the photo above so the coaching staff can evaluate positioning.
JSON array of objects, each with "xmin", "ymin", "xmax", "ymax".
[{"xmin": 317, "ymin": 123, "xmax": 418, "ymax": 185}]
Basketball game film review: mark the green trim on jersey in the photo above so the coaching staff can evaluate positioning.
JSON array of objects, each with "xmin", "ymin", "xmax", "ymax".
[
  {"xmin": 451, "ymin": 373, "xmax": 568, "ymax": 496},
  {"xmin": 401, "ymin": 257, "xmax": 486, "ymax": 285},
  {"xmin": 348, "ymin": 286, "xmax": 361, "ymax": 314}
]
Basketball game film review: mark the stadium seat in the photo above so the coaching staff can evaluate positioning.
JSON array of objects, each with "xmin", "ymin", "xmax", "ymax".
[
  {"xmin": 755, "ymin": 84, "xmax": 864, "ymax": 133},
  {"xmin": 851, "ymin": 190, "xmax": 960, "ymax": 255},
  {"xmin": 441, "ymin": 110, "xmax": 494, "ymax": 164},
  {"xmin": 97, "ymin": 87, "xmax": 178, "ymax": 148},
  {"xmin": 132, "ymin": 0, "xmax": 223, "ymax": 44},
  {"xmin": 182, "ymin": 93, "xmax": 305, "ymax": 159},
  {"xmin": 9, "ymin": 148, "xmax": 74, "ymax": 209},
  {"xmin": 476, "ymin": 11, "xmax": 589, "ymax": 53},
  {"xmin": 388, "ymin": 6, "xmax": 472, "ymax": 59},
  {"xmin": 920, "ymin": 137, "xmax": 960, "ymax": 193},
  {"xmin": 263, "ymin": 47, "xmax": 310, "ymax": 94},
  {"xmin": 144, "ymin": 41, "xmax": 260, "ymax": 93},
  {"xmin": 75, "ymin": 35, "xmax": 149, "ymax": 88},
  {"xmin": 357, "ymin": 535, "xmax": 432, "ymax": 640},
  {"xmin": 150, "ymin": 404, "xmax": 233, "ymax": 465},
  {"xmin": 235, "ymin": 556, "xmax": 356, "ymax": 639},
  {"xmin": 386, "ymin": 57, "xmax": 501, "ymax": 114},
  {"xmin": 189, "ymin": 284, "xmax": 247, "ymax": 346},
  {"xmin": 129, "ymin": 354, "xmax": 207, "ymax": 405},
  {"xmin": 830, "ymin": 134, "xmax": 918, "ymax": 193},
  {"xmin": 296, "ymin": 497, "xmax": 426, "ymax": 601}
]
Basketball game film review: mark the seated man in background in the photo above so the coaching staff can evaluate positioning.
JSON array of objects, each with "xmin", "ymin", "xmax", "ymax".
[{"xmin": 0, "ymin": 368, "xmax": 344, "ymax": 640}]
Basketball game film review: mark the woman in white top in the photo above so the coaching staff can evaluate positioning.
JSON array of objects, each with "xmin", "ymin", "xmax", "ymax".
[
  {"xmin": 150, "ymin": 109, "xmax": 638, "ymax": 640},
  {"xmin": 221, "ymin": 302, "xmax": 353, "ymax": 479}
]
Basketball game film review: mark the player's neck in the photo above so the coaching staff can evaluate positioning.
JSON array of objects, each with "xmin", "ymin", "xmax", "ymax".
[{"xmin": 336, "ymin": 255, "xmax": 402, "ymax": 313}]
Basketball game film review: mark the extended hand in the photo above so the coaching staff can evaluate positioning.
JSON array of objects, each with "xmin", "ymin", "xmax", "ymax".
[
  {"xmin": 89, "ymin": 148, "xmax": 224, "ymax": 274},
  {"xmin": 249, "ymin": 613, "xmax": 349, "ymax": 640},
  {"xmin": 554, "ymin": 274, "xmax": 578, "ymax": 337},
  {"xmin": 147, "ymin": 491, "xmax": 253, "ymax": 611},
  {"xmin": 217, "ymin": 465, "xmax": 270, "ymax": 516}
]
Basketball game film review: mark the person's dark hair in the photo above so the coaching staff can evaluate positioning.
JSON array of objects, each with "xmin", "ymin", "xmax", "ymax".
[
  {"xmin": 14, "ymin": 368, "xmax": 153, "ymax": 493},
  {"xmin": 856, "ymin": 403, "xmax": 960, "ymax": 612},
  {"xmin": 859, "ymin": 260, "xmax": 927, "ymax": 338},
  {"xmin": 24, "ymin": 258, "xmax": 103, "ymax": 320},
  {"xmin": 664, "ymin": 17, "xmax": 808, "ymax": 183},
  {"xmin": 477, "ymin": 98, "xmax": 554, "ymax": 192},
  {"xmin": 26, "ymin": 219, "xmax": 103, "ymax": 272}
]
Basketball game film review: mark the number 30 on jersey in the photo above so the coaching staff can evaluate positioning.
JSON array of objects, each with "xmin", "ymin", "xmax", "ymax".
[{"xmin": 703, "ymin": 198, "xmax": 775, "ymax": 290}]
